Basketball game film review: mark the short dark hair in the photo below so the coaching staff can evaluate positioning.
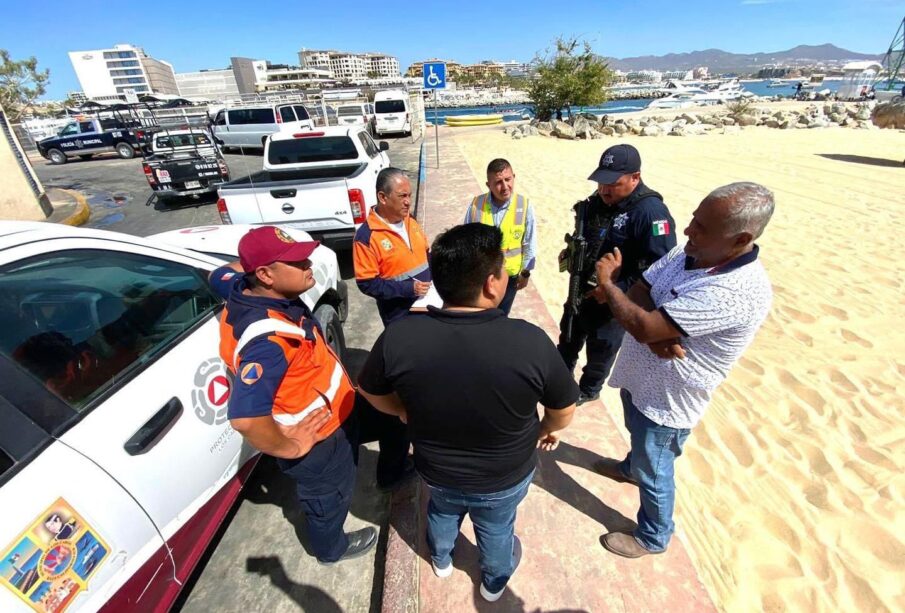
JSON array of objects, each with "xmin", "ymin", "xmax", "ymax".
[
  {"xmin": 376, "ymin": 167, "xmax": 408, "ymax": 196},
  {"xmin": 431, "ymin": 223, "xmax": 504, "ymax": 306},
  {"xmin": 486, "ymin": 158, "xmax": 512, "ymax": 176}
]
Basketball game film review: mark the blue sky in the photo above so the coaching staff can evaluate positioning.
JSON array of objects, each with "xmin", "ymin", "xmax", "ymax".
[{"xmin": 3, "ymin": 0, "xmax": 901, "ymax": 99}]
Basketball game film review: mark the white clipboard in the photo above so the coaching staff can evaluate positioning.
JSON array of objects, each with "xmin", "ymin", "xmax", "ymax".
[{"xmin": 410, "ymin": 284, "xmax": 444, "ymax": 311}]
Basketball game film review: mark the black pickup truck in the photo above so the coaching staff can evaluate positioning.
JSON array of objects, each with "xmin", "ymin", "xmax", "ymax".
[
  {"xmin": 36, "ymin": 118, "xmax": 145, "ymax": 164},
  {"xmin": 142, "ymin": 129, "xmax": 230, "ymax": 204}
]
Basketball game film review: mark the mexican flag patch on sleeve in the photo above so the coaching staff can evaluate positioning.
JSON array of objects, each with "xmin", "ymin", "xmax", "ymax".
[{"xmin": 652, "ymin": 220, "xmax": 671, "ymax": 236}]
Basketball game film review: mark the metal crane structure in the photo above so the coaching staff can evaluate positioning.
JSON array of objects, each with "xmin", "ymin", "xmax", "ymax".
[{"xmin": 877, "ymin": 16, "xmax": 904, "ymax": 93}]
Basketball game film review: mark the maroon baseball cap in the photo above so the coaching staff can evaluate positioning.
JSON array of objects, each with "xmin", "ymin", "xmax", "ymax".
[{"xmin": 238, "ymin": 226, "xmax": 319, "ymax": 271}]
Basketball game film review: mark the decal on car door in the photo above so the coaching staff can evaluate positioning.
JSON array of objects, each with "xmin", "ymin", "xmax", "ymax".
[{"xmin": 0, "ymin": 498, "xmax": 110, "ymax": 613}]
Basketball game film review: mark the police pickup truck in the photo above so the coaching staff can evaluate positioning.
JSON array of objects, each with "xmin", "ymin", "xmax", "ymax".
[
  {"xmin": 216, "ymin": 126, "xmax": 390, "ymax": 251},
  {"xmin": 36, "ymin": 118, "xmax": 142, "ymax": 165},
  {"xmin": 142, "ymin": 130, "xmax": 230, "ymax": 204}
]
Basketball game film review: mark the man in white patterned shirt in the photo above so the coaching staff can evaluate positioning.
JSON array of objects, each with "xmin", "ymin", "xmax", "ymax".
[{"xmin": 586, "ymin": 182, "xmax": 775, "ymax": 558}]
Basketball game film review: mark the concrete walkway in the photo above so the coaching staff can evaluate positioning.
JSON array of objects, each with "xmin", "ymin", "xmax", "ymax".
[{"xmin": 383, "ymin": 128, "xmax": 716, "ymax": 613}]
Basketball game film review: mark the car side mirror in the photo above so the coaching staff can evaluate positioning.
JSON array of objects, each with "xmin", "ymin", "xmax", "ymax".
[{"xmin": 378, "ymin": 141, "xmax": 389, "ymax": 151}]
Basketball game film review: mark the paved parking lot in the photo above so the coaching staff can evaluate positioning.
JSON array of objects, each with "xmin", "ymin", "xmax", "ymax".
[{"xmin": 32, "ymin": 135, "xmax": 423, "ymax": 612}]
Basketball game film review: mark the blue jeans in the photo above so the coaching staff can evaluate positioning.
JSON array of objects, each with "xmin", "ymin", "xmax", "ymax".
[
  {"xmin": 426, "ymin": 469, "xmax": 534, "ymax": 593},
  {"xmin": 617, "ymin": 389, "xmax": 690, "ymax": 552}
]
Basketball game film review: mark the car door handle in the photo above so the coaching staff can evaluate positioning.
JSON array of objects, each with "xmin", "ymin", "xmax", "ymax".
[
  {"xmin": 271, "ymin": 189, "xmax": 296, "ymax": 199},
  {"xmin": 124, "ymin": 397, "xmax": 183, "ymax": 456}
]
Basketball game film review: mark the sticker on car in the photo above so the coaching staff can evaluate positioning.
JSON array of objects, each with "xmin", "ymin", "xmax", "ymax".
[
  {"xmin": 0, "ymin": 498, "xmax": 111, "ymax": 613},
  {"xmin": 191, "ymin": 357, "xmax": 231, "ymax": 426}
]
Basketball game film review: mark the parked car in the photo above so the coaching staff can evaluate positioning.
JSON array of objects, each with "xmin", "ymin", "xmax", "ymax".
[
  {"xmin": 335, "ymin": 103, "xmax": 374, "ymax": 132},
  {"xmin": 373, "ymin": 90, "xmax": 411, "ymax": 136},
  {"xmin": 0, "ymin": 221, "xmax": 346, "ymax": 613},
  {"xmin": 211, "ymin": 104, "xmax": 314, "ymax": 150},
  {"xmin": 307, "ymin": 105, "xmax": 339, "ymax": 127},
  {"xmin": 36, "ymin": 118, "xmax": 143, "ymax": 164},
  {"xmin": 216, "ymin": 125, "xmax": 390, "ymax": 251},
  {"xmin": 141, "ymin": 129, "xmax": 230, "ymax": 203}
]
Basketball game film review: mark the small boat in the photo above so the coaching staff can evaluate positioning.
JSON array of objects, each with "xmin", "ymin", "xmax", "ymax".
[
  {"xmin": 445, "ymin": 114, "xmax": 504, "ymax": 126},
  {"xmin": 767, "ymin": 79, "xmax": 790, "ymax": 88}
]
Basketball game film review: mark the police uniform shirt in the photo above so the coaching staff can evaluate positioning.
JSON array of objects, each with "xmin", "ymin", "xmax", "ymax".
[
  {"xmin": 583, "ymin": 184, "xmax": 677, "ymax": 290},
  {"xmin": 209, "ymin": 267, "xmax": 318, "ymax": 420}
]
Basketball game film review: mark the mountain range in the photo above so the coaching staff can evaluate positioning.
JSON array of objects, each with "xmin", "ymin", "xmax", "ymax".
[{"xmin": 606, "ymin": 44, "xmax": 883, "ymax": 73}]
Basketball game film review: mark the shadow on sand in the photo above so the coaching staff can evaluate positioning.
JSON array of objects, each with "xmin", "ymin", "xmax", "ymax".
[{"xmin": 816, "ymin": 153, "xmax": 904, "ymax": 168}]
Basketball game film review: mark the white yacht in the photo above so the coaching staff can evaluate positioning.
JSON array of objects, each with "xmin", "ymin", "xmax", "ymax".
[{"xmin": 647, "ymin": 81, "xmax": 751, "ymax": 110}]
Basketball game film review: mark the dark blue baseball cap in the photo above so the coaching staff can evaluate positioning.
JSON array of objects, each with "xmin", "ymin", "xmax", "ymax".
[{"xmin": 588, "ymin": 144, "xmax": 642, "ymax": 184}]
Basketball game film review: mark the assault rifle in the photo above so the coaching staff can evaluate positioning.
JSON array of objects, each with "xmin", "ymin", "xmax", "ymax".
[{"xmin": 561, "ymin": 199, "xmax": 588, "ymax": 343}]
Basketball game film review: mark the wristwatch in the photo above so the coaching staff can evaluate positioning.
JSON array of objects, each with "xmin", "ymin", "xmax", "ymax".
[{"xmin": 519, "ymin": 270, "xmax": 531, "ymax": 279}]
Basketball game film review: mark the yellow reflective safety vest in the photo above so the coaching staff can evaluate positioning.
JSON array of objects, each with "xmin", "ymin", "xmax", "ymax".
[{"xmin": 466, "ymin": 193, "xmax": 528, "ymax": 276}]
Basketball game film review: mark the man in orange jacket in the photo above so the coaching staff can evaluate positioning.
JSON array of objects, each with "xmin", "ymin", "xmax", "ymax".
[
  {"xmin": 353, "ymin": 167, "xmax": 432, "ymax": 326},
  {"xmin": 210, "ymin": 226, "xmax": 375, "ymax": 565}
]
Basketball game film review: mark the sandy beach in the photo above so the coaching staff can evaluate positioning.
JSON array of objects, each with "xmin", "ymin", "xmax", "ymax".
[{"xmin": 450, "ymin": 114, "xmax": 904, "ymax": 612}]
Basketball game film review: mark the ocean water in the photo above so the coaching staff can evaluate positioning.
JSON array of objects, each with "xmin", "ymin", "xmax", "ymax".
[{"xmin": 430, "ymin": 80, "xmax": 849, "ymax": 123}]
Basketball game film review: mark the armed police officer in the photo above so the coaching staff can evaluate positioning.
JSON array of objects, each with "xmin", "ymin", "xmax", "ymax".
[{"xmin": 557, "ymin": 144, "xmax": 677, "ymax": 405}]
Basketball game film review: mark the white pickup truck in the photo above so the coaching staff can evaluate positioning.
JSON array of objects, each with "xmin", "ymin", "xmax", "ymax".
[{"xmin": 216, "ymin": 126, "xmax": 391, "ymax": 251}]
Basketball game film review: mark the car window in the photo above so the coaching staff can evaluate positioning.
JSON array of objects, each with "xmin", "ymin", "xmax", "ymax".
[
  {"xmin": 375, "ymin": 100, "xmax": 406, "ymax": 113},
  {"xmin": 59, "ymin": 124, "xmax": 79, "ymax": 136},
  {"xmin": 268, "ymin": 136, "xmax": 358, "ymax": 164},
  {"xmin": 292, "ymin": 105, "xmax": 310, "ymax": 121},
  {"xmin": 279, "ymin": 106, "xmax": 297, "ymax": 123},
  {"xmin": 79, "ymin": 121, "xmax": 96, "ymax": 133},
  {"xmin": 213, "ymin": 111, "xmax": 226, "ymax": 126},
  {"xmin": 357, "ymin": 132, "xmax": 378, "ymax": 158},
  {"xmin": 155, "ymin": 133, "xmax": 211, "ymax": 148},
  {"xmin": 228, "ymin": 108, "xmax": 276, "ymax": 125},
  {"xmin": 337, "ymin": 105, "xmax": 363, "ymax": 116},
  {"xmin": 0, "ymin": 250, "xmax": 221, "ymax": 412}
]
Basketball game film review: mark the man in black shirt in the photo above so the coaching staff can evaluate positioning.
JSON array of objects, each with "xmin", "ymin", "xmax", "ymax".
[
  {"xmin": 358, "ymin": 223, "xmax": 577, "ymax": 603},
  {"xmin": 557, "ymin": 144, "xmax": 677, "ymax": 405}
]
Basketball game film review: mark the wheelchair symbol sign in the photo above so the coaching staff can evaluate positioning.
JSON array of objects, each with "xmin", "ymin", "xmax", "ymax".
[{"xmin": 423, "ymin": 62, "xmax": 446, "ymax": 89}]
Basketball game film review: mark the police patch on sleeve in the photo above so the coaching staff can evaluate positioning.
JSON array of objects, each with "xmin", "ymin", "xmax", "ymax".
[
  {"xmin": 220, "ymin": 272, "xmax": 236, "ymax": 281},
  {"xmin": 652, "ymin": 220, "xmax": 671, "ymax": 236},
  {"xmin": 240, "ymin": 362, "xmax": 263, "ymax": 385}
]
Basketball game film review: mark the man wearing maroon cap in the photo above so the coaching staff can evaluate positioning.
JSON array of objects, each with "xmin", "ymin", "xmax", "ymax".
[{"xmin": 208, "ymin": 225, "xmax": 376, "ymax": 565}]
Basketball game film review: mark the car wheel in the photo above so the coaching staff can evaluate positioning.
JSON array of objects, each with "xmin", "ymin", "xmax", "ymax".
[
  {"xmin": 48, "ymin": 148, "xmax": 67, "ymax": 165},
  {"xmin": 314, "ymin": 304, "xmax": 345, "ymax": 359},
  {"xmin": 78, "ymin": 154, "xmax": 93, "ymax": 160},
  {"xmin": 336, "ymin": 281, "xmax": 349, "ymax": 322},
  {"xmin": 116, "ymin": 142, "xmax": 135, "ymax": 159}
]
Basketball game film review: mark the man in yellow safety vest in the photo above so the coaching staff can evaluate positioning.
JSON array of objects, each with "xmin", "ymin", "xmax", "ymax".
[{"xmin": 463, "ymin": 158, "xmax": 537, "ymax": 315}]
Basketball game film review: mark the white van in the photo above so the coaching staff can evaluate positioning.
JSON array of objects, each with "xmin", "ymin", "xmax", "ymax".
[
  {"xmin": 212, "ymin": 103, "xmax": 315, "ymax": 150},
  {"xmin": 373, "ymin": 91, "xmax": 411, "ymax": 136}
]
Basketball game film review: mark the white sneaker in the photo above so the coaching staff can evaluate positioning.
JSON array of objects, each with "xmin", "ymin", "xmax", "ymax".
[
  {"xmin": 431, "ymin": 560, "xmax": 453, "ymax": 578},
  {"xmin": 479, "ymin": 536, "xmax": 522, "ymax": 602},
  {"xmin": 480, "ymin": 582, "xmax": 505, "ymax": 602}
]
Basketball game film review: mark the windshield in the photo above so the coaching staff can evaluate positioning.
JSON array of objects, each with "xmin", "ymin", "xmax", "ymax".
[
  {"xmin": 155, "ymin": 133, "xmax": 212, "ymax": 148},
  {"xmin": 375, "ymin": 100, "xmax": 405, "ymax": 113},
  {"xmin": 268, "ymin": 136, "xmax": 358, "ymax": 164}
]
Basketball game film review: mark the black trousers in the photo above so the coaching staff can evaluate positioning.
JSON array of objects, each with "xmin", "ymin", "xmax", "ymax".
[
  {"xmin": 277, "ymin": 417, "xmax": 358, "ymax": 562},
  {"xmin": 498, "ymin": 275, "xmax": 519, "ymax": 315},
  {"xmin": 556, "ymin": 306, "xmax": 626, "ymax": 396},
  {"xmin": 355, "ymin": 393, "xmax": 410, "ymax": 487}
]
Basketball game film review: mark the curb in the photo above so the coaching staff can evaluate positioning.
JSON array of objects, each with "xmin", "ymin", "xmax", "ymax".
[
  {"xmin": 381, "ymin": 478, "xmax": 421, "ymax": 613},
  {"xmin": 53, "ymin": 188, "xmax": 90, "ymax": 227}
]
